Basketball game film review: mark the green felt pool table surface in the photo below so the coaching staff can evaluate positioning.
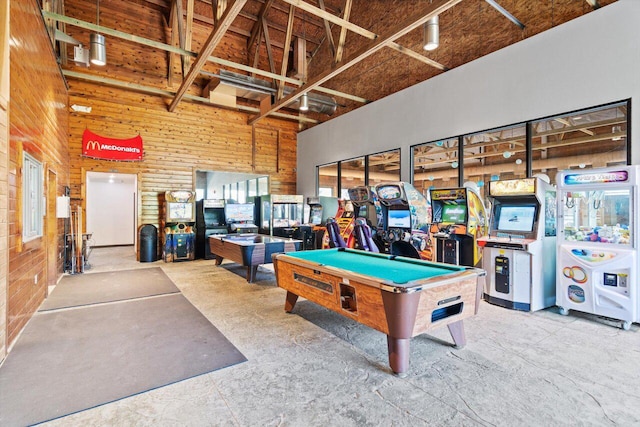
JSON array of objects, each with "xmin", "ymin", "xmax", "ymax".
[{"xmin": 282, "ymin": 248, "xmax": 467, "ymax": 284}]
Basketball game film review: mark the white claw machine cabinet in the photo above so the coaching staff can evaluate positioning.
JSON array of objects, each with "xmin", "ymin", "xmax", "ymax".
[{"xmin": 556, "ymin": 166, "xmax": 639, "ymax": 330}]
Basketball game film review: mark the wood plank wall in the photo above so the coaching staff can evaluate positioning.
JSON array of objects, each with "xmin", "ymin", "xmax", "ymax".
[
  {"xmin": 68, "ymin": 83, "xmax": 298, "ymax": 233},
  {"xmin": 64, "ymin": 0, "xmax": 299, "ymax": 241},
  {"xmin": 8, "ymin": 0, "xmax": 70, "ymax": 346},
  {"xmin": 0, "ymin": 0, "xmax": 9, "ymax": 359}
]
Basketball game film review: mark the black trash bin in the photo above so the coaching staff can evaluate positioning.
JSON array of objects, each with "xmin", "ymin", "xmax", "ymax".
[{"xmin": 139, "ymin": 224, "xmax": 158, "ymax": 262}]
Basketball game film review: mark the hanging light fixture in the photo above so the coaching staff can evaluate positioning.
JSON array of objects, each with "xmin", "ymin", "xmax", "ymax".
[
  {"xmin": 422, "ymin": 16, "xmax": 439, "ymax": 51},
  {"xmin": 90, "ymin": 0, "xmax": 106, "ymax": 66},
  {"xmin": 299, "ymin": 93, "xmax": 309, "ymax": 112}
]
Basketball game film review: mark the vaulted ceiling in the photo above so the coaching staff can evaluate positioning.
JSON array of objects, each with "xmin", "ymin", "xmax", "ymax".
[{"xmin": 46, "ymin": 0, "xmax": 616, "ymax": 128}]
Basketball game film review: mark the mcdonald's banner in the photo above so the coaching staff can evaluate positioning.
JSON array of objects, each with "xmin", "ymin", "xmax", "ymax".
[{"xmin": 82, "ymin": 129, "xmax": 143, "ymax": 161}]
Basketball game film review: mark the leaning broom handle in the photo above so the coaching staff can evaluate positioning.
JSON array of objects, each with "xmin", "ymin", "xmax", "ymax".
[
  {"xmin": 69, "ymin": 210, "xmax": 76, "ymax": 273},
  {"xmin": 76, "ymin": 205, "xmax": 83, "ymax": 272}
]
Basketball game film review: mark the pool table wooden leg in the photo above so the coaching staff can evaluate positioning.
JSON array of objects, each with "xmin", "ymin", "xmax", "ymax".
[
  {"xmin": 387, "ymin": 336, "xmax": 410, "ymax": 375},
  {"xmin": 284, "ymin": 291, "xmax": 299, "ymax": 312},
  {"xmin": 447, "ymin": 320, "xmax": 466, "ymax": 348},
  {"xmin": 214, "ymin": 255, "xmax": 224, "ymax": 265}
]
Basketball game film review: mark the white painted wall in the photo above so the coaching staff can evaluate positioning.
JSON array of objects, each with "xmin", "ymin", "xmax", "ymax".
[
  {"xmin": 297, "ymin": 0, "xmax": 640, "ymax": 195},
  {"xmin": 86, "ymin": 173, "xmax": 137, "ymax": 246}
]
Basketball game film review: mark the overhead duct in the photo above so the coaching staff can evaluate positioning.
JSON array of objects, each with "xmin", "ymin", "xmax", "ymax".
[
  {"xmin": 283, "ymin": 87, "xmax": 337, "ymax": 116},
  {"xmin": 202, "ymin": 70, "xmax": 337, "ymax": 115}
]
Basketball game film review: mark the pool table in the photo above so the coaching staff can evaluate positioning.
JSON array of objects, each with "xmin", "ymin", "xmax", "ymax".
[
  {"xmin": 209, "ymin": 234, "xmax": 302, "ymax": 282},
  {"xmin": 272, "ymin": 248, "xmax": 486, "ymax": 375}
]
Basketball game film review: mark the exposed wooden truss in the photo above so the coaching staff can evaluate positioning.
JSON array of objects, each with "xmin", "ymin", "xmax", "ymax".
[
  {"xmin": 49, "ymin": 0, "xmax": 617, "ymax": 125},
  {"xmin": 248, "ymin": 0, "xmax": 462, "ymax": 124}
]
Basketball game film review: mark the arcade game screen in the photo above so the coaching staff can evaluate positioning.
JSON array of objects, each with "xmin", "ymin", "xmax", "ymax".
[
  {"xmin": 168, "ymin": 202, "xmax": 194, "ymax": 221},
  {"xmin": 496, "ymin": 204, "xmax": 537, "ymax": 232},
  {"xmin": 377, "ymin": 185, "xmax": 402, "ymax": 200},
  {"xmin": 225, "ymin": 203, "xmax": 254, "ymax": 223},
  {"xmin": 441, "ymin": 204, "xmax": 467, "ymax": 224},
  {"xmin": 387, "ymin": 209, "xmax": 411, "ymax": 228}
]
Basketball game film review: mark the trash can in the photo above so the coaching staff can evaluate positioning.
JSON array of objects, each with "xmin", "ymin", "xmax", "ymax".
[{"xmin": 139, "ymin": 224, "xmax": 158, "ymax": 262}]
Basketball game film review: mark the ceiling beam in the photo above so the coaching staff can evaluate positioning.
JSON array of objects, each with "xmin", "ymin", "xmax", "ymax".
[
  {"xmin": 248, "ymin": 0, "xmax": 462, "ymax": 125},
  {"xmin": 63, "ymin": 69, "xmax": 318, "ymax": 124},
  {"xmin": 184, "ymin": 0, "xmax": 195, "ymax": 71},
  {"xmin": 317, "ymin": 0, "xmax": 336, "ymax": 58},
  {"xmin": 334, "ymin": 0, "xmax": 353, "ymax": 63},
  {"xmin": 169, "ymin": 0, "xmax": 248, "ymax": 112},
  {"xmin": 42, "ymin": 10, "xmax": 367, "ymax": 104},
  {"xmin": 279, "ymin": 0, "xmax": 376, "ymax": 40},
  {"xmin": 247, "ymin": 0, "xmax": 273, "ymax": 50},
  {"xmin": 278, "ymin": 5, "xmax": 296, "ymax": 101},
  {"xmin": 387, "ymin": 42, "xmax": 448, "ymax": 71},
  {"xmin": 261, "ymin": 15, "xmax": 277, "ymax": 79},
  {"xmin": 484, "ymin": 0, "xmax": 524, "ymax": 29}
]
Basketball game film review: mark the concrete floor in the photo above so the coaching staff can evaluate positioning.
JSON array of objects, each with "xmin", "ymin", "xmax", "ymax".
[{"xmin": 40, "ymin": 246, "xmax": 639, "ymax": 426}]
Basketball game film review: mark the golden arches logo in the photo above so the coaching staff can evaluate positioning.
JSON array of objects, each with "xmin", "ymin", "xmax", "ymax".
[{"xmin": 86, "ymin": 140, "xmax": 101, "ymax": 151}]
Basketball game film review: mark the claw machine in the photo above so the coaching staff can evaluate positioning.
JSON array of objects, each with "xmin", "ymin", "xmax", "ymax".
[{"xmin": 556, "ymin": 166, "xmax": 639, "ymax": 330}]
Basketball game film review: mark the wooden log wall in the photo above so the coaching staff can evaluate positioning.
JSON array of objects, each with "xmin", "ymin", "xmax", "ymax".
[
  {"xmin": 64, "ymin": 0, "xmax": 299, "ymax": 236},
  {"xmin": 0, "ymin": 0, "xmax": 9, "ymax": 359},
  {"xmin": 68, "ymin": 83, "xmax": 298, "ymax": 233},
  {"xmin": 8, "ymin": 0, "xmax": 70, "ymax": 346}
]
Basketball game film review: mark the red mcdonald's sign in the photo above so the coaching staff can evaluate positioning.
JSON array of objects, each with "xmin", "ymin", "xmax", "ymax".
[{"xmin": 82, "ymin": 129, "xmax": 143, "ymax": 161}]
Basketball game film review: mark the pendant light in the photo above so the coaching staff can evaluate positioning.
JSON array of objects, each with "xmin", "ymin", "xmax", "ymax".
[
  {"xmin": 90, "ymin": 0, "xmax": 106, "ymax": 66},
  {"xmin": 422, "ymin": 16, "xmax": 439, "ymax": 51},
  {"xmin": 299, "ymin": 93, "xmax": 309, "ymax": 112}
]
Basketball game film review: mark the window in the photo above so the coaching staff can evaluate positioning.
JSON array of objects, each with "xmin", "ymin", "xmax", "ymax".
[
  {"xmin": 464, "ymin": 124, "xmax": 526, "ymax": 200},
  {"xmin": 369, "ymin": 149, "xmax": 400, "ymax": 186},
  {"xmin": 340, "ymin": 157, "xmax": 365, "ymax": 199},
  {"xmin": 23, "ymin": 152, "xmax": 43, "ymax": 242},
  {"xmin": 413, "ymin": 138, "xmax": 459, "ymax": 196},
  {"xmin": 411, "ymin": 100, "xmax": 630, "ymax": 193},
  {"xmin": 258, "ymin": 176, "xmax": 269, "ymax": 195},
  {"xmin": 532, "ymin": 101, "xmax": 628, "ymax": 185},
  {"xmin": 318, "ymin": 163, "xmax": 338, "ymax": 196}
]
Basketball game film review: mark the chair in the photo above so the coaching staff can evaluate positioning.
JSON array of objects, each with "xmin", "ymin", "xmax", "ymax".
[
  {"xmin": 325, "ymin": 217, "xmax": 346, "ymax": 248},
  {"xmin": 353, "ymin": 218, "xmax": 379, "ymax": 252}
]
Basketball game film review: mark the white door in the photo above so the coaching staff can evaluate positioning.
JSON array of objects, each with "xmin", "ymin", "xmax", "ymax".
[{"xmin": 86, "ymin": 172, "xmax": 137, "ymax": 246}]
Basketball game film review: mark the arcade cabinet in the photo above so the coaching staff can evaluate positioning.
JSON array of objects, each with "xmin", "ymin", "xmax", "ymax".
[
  {"xmin": 477, "ymin": 176, "xmax": 556, "ymax": 312},
  {"xmin": 321, "ymin": 199, "xmax": 356, "ymax": 249},
  {"xmin": 255, "ymin": 194, "xmax": 304, "ymax": 237},
  {"xmin": 307, "ymin": 196, "xmax": 339, "ymax": 249},
  {"xmin": 373, "ymin": 182, "xmax": 431, "ymax": 259},
  {"xmin": 429, "ymin": 185, "xmax": 488, "ymax": 267},
  {"xmin": 556, "ymin": 166, "xmax": 639, "ymax": 330},
  {"xmin": 348, "ymin": 186, "xmax": 384, "ymax": 252},
  {"xmin": 163, "ymin": 190, "xmax": 196, "ymax": 262},
  {"xmin": 225, "ymin": 203, "xmax": 258, "ymax": 234},
  {"xmin": 195, "ymin": 199, "xmax": 227, "ymax": 259}
]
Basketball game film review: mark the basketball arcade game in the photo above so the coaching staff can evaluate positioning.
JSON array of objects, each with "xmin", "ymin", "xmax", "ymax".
[
  {"xmin": 556, "ymin": 166, "xmax": 639, "ymax": 330},
  {"xmin": 373, "ymin": 182, "xmax": 431, "ymax": 259},
  {"xmin": 429, "ymin": 186, "xmax": 488, "ymax": 267},
  {"xmin": 478, "ymin": 177, "xmax": 556, "ymax": 311},
  {"xmin": 163, "ymin": 190, "xmax": 196, "ymax": 262}
]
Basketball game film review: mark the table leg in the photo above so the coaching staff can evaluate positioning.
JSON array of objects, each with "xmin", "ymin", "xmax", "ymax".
[
  {"xmin": 284, "ymin": 291, "xmax": 299, "ymax": 312},
  {"xmin": 214, "ymin": 256, "xmax": 224, "ymax": 266},
  {"xmin": 447, "ymin": 320, "xmax": 466, "ymax": 348},
  {"xmin": 387, "ymin": 336, "xmax": 410, "ymax": 375},
  {"xmin": 247, "ymin": 265, "xmax": 259, "ymax": 283}
]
